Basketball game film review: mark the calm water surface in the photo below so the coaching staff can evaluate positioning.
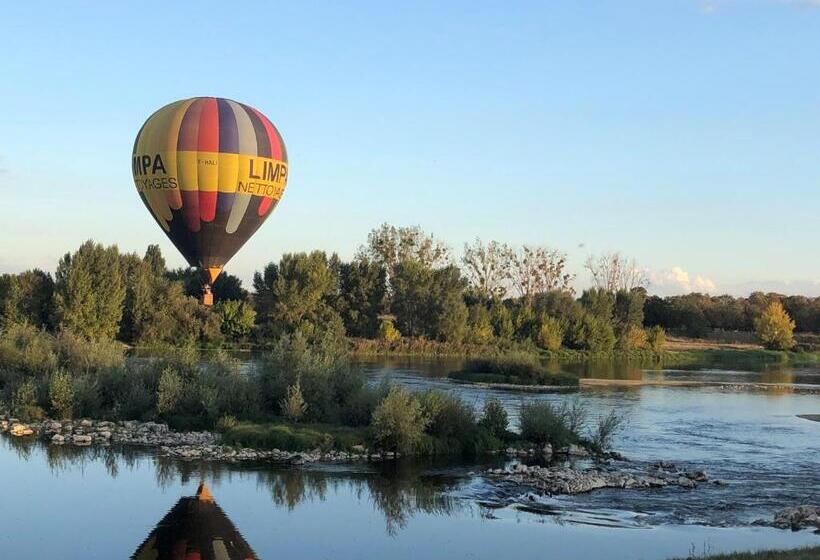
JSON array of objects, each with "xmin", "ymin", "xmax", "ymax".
[{"xmin": 0, "ymin": 358, "xmax": 818, "ymax": 559}]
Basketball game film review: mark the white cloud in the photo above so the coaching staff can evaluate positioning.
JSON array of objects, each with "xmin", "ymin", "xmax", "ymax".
[{"xmin": 649, "ymin": 266, "xmax": 716, "ymax": 295}]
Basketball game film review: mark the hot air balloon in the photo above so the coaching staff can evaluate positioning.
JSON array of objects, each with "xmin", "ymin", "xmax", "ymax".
[
  {"xmin": 132, "ymin": 97, "xmax": 288, "ymax": 305},
  {"xmin": 131, "ymin": 482, "xmax": 258, "ymax": 560}
]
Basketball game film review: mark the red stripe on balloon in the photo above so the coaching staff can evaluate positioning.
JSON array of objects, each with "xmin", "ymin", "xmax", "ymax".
[
  {"xmin": 197, "ymin": 97, "xmax": 219, "ymax": 152},
  {"xmin": 199, "ymin": 191, "xmax": 217, "ymax": 222},
  {"xmin": 257, "ymin": 197, "xmax": 279, "ymax": 216},
  {"xmin": 181, "ymin": 191, "xmax": 200, "ymax": 232}
]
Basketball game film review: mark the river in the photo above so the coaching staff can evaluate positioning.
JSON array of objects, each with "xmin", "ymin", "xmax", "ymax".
[{"xmin": 0, "ymin": 358, "xmax": 818, "ymax": 559}]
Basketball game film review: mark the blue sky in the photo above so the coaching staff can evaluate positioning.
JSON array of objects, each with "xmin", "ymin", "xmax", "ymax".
[{"xmin": 1, "ymin": 1, "xmax": 818, "ymax": 295}]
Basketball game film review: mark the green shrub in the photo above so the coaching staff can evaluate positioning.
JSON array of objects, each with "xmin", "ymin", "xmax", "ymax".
[
  {"xmin": 535, "ymin": 315, "xmax": 563, "ymax": 351},
  {"xmin": 519, "ymin": 401, "xmax": 578, "ymax": 448},
  {"xmin": 72, "ymin": 374, "xmax": 102, "ymax": 418},
  {"xmin": 377, "ymin": 316, "xmax": 401, "ymax": 343},
  {"xmin": 12, "ymin": 378, "xmax": 44, "ymax": 421},
  {"xmin": 280, "ymin": 381, "xmax": 308, "ymax": 422},
  {"xmin": 48, "ymin": 370, "xmax": 74, "ymax": 419},
  {"xmin": 55, "ymin": 330, "xmax": 124, "ymax": 372},
  {"xmin": 0, "ymin": 322, "xmax": 58, "ymax": 375},
  {"xmin": 647, "ymin": 325, "xmax": 666, "ymax": 353},
  {"xmin": 755, "ymin": 301, "xmax": 796, "ymax": 351},
  {"xmin": 479, "ymin": 398, "xmax": 509, "ymax": 439},
  {"xmin": 215, "ymin": 300, "xmax": 256, "ymax": 341},
  {"xmin": 371, "ymin": 386, "xmax": 428, "ymax": 453},
  {"xmin": 156, "ymin": 367, "xmax": 183, "ymax": 416},
  {"xmin": 589, "ymin": 409, "xmax": 627, "ymax": 452},
  {"xmin": 215, "ymin": 414, "xmax": 239, "ymax": 433},
  {"xmin": 617, "ymin": 324, "xmax": 648, "ymax": 351}
]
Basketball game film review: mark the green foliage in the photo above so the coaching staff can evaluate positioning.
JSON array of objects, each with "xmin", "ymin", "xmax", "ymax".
[
  {"xmin": 377, "ymin": 315, "xmax": 401, "ymax": 343},
  {"xmin": 252, "ymin": 251, "xmax": 343, "ymax": 342},
  {"xmin": 280, "ymin": 381, "xmax": 308, "ymax": 422},
  {"xmin": 12, "ymin": 378, "xmax": 43, "ymax": 421},
  {"xmin": 371, "ymin": 386, "xmax": 429, "ymax": 453},
  {"xmin": 54, "ymin": 240, "xmax": 125, "ymax": 341},
  {"xmin": 617, "ymin": 324, "xmax": 648, "ymax": 351},
  {"xmin": 479, "ymin": 398, "xmax": 509, "ymax": 439},
  {"xmin": 221, "ymin": 422, "xmax": 336, "ymax": 451},
  {"xmin": 466, "ymin": 304, "xmax": 494, "ymax": 344},
  {"xmin": 156, "ymin": 367, "xmax": 183, "ymax": 416},
  {"xmin": 535, "ymin": 314, "xmax": 563, "ymax": 351},
  {"xmin": 215, "ymin": 300, "xmax": 256, "ymax": 341},
  {"xmin": 0, "ymin": 269, "xmax": 54, "ymax": 329},
  {"xmin": 48, "ymin": 370, "xmax": 74, "ymax": 419},
  {"xmin": 455, "ymin": 353, "xmax": 579, "ymax": 386},
  {"xmin": 567, "ymin": 312, "xmax": 616, "ymax": 353},
  {"xmin": 489, "ymin": 300, "xmax": 514, "ymax": 340},
  {"xmin": 755, "ymin": 301, "xmax": 796, "ymax": 350},
  {"xmin": 335, "ymin": 258, "xmax": 387, "ymax": 338},
  {"xmin": 519, "ymin": 401, "xmax": 578, "ymax": 448},
  {"xmin": 647, "ymin": 325, "xmax": 666, "ymax": 353},
  {"xmin": 215, "ymin": 414, "xmax": 239, "ymax": 433},
  {"xmin": 580, "ymin": 288, "xmax": 615, "ymax": 322},
  {"xmin": 589, "ymin": 409, "xmax": 627, "ymax": 452}
]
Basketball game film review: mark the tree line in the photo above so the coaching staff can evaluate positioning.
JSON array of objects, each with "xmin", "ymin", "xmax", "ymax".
[{"xmin": 0, "ymin": 223, "xmax": 816, "ymax": 351}]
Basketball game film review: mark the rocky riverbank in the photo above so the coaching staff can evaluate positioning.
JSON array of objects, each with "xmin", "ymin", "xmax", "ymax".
[
  {"xmin": 484, "ymin": 460, "xmax": 713, "ymax": 495},
  {"xmin": 0, "ymin": 415, "xmax": 380, "ymax": 464}
]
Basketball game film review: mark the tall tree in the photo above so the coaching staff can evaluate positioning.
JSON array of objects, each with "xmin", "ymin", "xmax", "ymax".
[
  {"xmin": 461, "ymin": 238, "xmax": 510, "ymax": 299},
  {"xmin": 54, "ymin": 241, "xmax": 125, "ymax": 340},
  {"xmin": 335, "ymin": 258, "xmax": 387, "ymax": 338},
  {"xmin": 505, "ymin": 245, "xmax": 574, "ymax": 300},
  {"xmin": 584, "ymin": 251, "xmax": 647, "ymax": 292},
  {"xmin": 357, "ymin": 223, "xmax": 450, "ymax": 280},
  {"xmin": 0, "ymin": 269, "xmax": 54, "ymax": 329}
]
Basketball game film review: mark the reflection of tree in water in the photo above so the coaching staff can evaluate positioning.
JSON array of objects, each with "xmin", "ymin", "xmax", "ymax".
[
  {"xmin": 5, "ymin": 439, "xmax": 467, "ymax": 537},
  {"xmin": 132, "ymin": 482, "xmax": 257, "ymax": 560}
]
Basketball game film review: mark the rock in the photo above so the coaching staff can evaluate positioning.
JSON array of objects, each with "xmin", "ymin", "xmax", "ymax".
[
  {"xmin": 541, "ymin": 443, "xmax": 553, "ymax": 456},
  {"xmin": 10, "ymin": 424, "xmax": 34, "ymax": 437},
  {"xmin": 51, "ymin": 434, "xmax": 65, "ymax": 444},
  {"xmin": 686, "ymin": 470, "xmax": 708, "ymax": 482},
  {"xmin": 72, "ymin": 435, "xmax": 92, "ymax": 445},
  {"xmin": 773, "ymin": 505, "xmax": 820, "ymax": 530},
  {"xmin": 677, "ymin": 476, "xmax": 696, "ymax": 489},
  {"xmin": 567, "ymin": 444, "xmax": 590, "ymax": 457},
  {"xmin": 79, "ymin": 419, "xmax": 93, "ymax": 427},
  {"xmin": 350, "ymin": 444, "xmax": 365, "ymax": 453}
]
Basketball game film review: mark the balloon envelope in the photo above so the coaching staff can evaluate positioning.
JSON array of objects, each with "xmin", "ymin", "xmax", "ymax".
[{"xmin": 132, "ymin": 97, "xmax": 288, "ymax": 287}]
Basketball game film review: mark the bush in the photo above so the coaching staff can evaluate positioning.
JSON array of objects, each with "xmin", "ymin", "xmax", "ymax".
[
  {"xmin": 0, "ymin": 322, "xmax": 58, "ymax": 375},
  {"xmin": 456, "ymin": 353, "xmax": 579, "ymax": 387},
  {"xmin": 215, "ymin": 300, "xmax": 256, "ymax": 341},
  {"xmin": 280, "ymin": 381, "xmax": 307, "ymax": 422},
  {"xmin": 617, "ymin": 324, "xmax": 648, "ymax": 351},
  {"xmin": 479, "ymin": 398, "xmax": 509, "ymax": 439},
  {"xmin": 568, "ymin": 313, "xmax": 616, "ymax": 353},
  {"xmin": 755, "ymin": 302, "xmax": 796, "ymax": 351},
  {"xmin": 55, "ymin": 330, "xmax": 124, "ymax": 372},
  {"xmin": 12, "ymin": 378, "xmax": 43, "ymax": 421},
  {"xmin": 519, "ymin": 401, "xmax": 578, "ymax": 448},
  {"xmin": 647, "ymin": 325, "xmax": 666, "ymax": 353},
  {"xmin": 72, "ymin": 374, "xmax": 102, "ymax": 418},
  {"xmin": 371, "ymin": 386, "xmax": 428, "ymax": 453},
  {"xmin": 156, "ymin": 367, "xmax": 183, "ymax": 416},
  {"xmin": 377, "ymin": 316, "xmax": 401, "ymax": 343},
  {"xmin": 48, "ymin": 370, "xmax": 74, "ymax": 419},
  {"xmin": 589, "ymin": 409, "xmax": 627, "ymax": 452},
  {"xmin": 419, "ymin": 391, "xmax": 476, "ymax": 444},
  {"xmin": 535, "ymin": 315, "xmax": 563, "ymax": 351},
  {"xmin": 215, "ymin": 414, "xmax": 239, "ymax": 433}
]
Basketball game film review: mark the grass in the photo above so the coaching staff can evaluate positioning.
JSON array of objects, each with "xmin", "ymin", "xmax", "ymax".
[
  {"xmin": 668, "ymin": 546, "xmax": 820, "ymax": 560},
  {"xmin": 220, "ymin": 421, "xmax": 369, "ymax": 452}
]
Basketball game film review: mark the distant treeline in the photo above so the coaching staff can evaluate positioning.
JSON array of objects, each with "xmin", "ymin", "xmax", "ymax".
[{"xmin": 0, "ymin": 224, "xmax": 816, "ymax": 352}]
